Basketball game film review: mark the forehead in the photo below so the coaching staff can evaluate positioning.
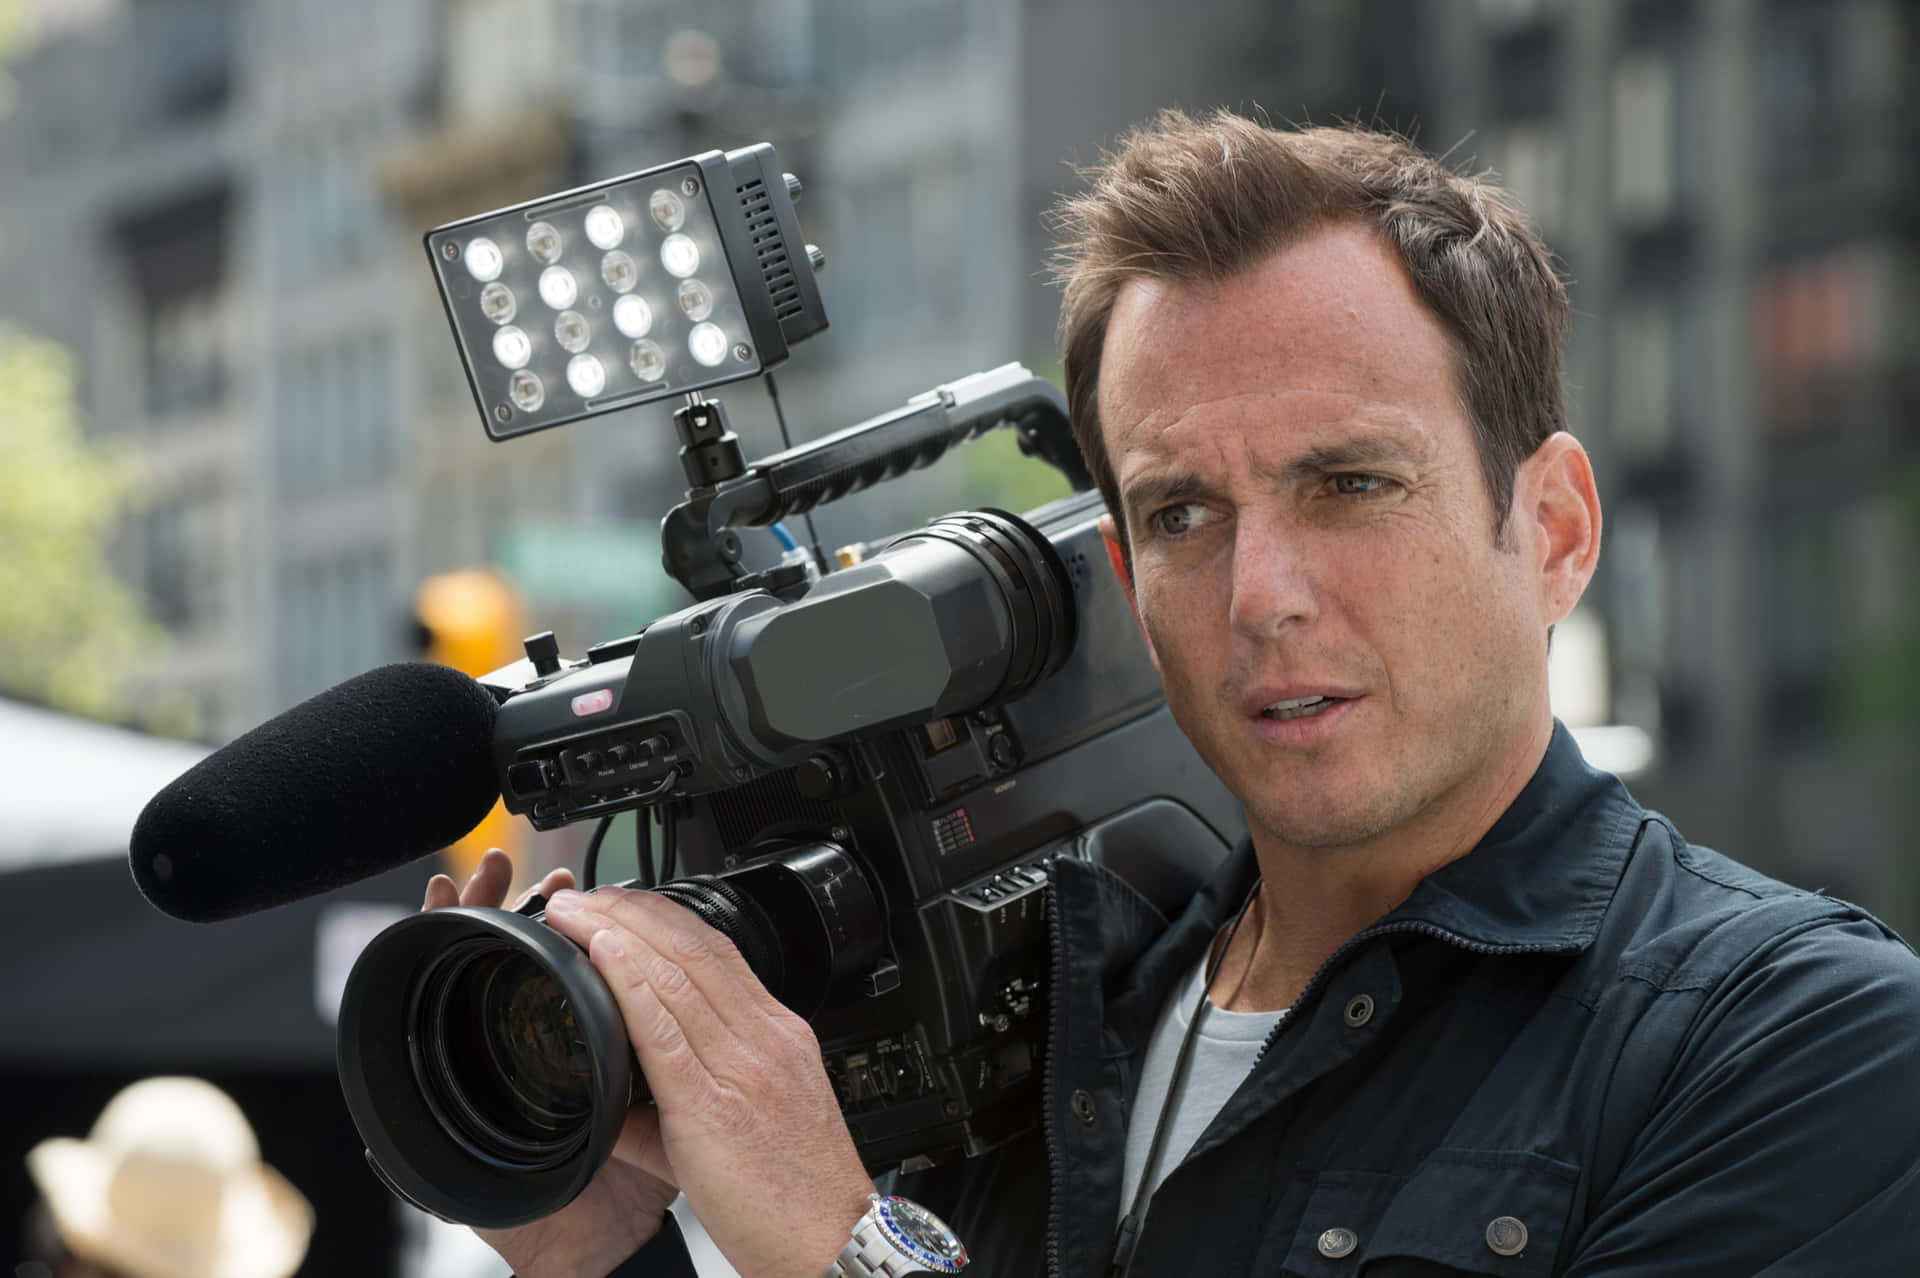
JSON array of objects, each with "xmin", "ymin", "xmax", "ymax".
[{"xmin": 1096, "ymin": 222, "xmax": 1468, "ymax": 483}]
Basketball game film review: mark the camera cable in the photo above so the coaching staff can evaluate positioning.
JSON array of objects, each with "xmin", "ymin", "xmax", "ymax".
[{"xmin": 764, "ymin": 371, "xmax": 830, "ymax": 575}]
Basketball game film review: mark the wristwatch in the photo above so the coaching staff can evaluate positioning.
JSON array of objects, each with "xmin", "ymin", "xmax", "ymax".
[{"xmin": 826, "ymin": 1194, "xmax": 969, "ymax": 1275}]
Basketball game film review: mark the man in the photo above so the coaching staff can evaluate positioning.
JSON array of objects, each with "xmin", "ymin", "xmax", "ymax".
[{"xmin": 439, "ymin": 110, "xmax": 1920, "ymax": 1276}]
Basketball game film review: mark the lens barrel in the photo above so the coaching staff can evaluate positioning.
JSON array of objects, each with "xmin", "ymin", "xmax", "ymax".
[{"xmin": 337, "ymin": 842, "xmax": 881, "ymax": 1227}]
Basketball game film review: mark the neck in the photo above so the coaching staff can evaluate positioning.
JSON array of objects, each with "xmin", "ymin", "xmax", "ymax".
[{"xmin": 1211, "ymin": 715, "xmax": 1553, "ymax": 1013}]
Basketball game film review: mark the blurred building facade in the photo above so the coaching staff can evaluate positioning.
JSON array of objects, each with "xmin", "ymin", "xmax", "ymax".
[{"xmin": 0, "ymin": 0, "xmax": 1913, "ymax": 928}]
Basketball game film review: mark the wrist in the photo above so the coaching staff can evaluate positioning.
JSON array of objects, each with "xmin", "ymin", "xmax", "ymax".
[{"xmin": 826, "ymin": 1194, "xmax": 969, "ymax": 1275}]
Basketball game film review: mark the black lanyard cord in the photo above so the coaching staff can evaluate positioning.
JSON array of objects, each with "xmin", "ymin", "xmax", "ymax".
[{"xmin": 1108, "ymin": 878, "xmax": 1264, "ymax": 1278}]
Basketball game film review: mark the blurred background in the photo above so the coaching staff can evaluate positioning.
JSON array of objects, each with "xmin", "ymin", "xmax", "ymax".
[{"xmin": 0, "ymin": 0, "xmax": 1914, "ymax": 1272}]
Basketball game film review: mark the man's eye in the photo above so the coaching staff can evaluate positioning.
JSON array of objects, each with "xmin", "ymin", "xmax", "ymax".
[
  {"xmin": 1152, "ymin": 504, "xmax": 1198, "ymax": 535},
  {"xmin": 1331, "ymin": 473, "xmax": 1391, "ymax": 496}
]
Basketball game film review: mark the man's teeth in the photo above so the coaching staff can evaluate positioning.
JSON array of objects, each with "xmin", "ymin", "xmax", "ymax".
[{"xmin": 1262, "ymin": 696, "xmax": 1339, "ymax": 721}]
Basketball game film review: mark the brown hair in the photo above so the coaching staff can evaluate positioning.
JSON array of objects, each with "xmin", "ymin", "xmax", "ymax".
[{"xmin": 1051, "ymin": 108, "xmax": 1568, "ymax": 546}]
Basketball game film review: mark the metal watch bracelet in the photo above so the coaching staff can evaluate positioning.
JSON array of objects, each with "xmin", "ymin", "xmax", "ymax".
[{"xmin": 825, "ymin": 1195, "xmax": 968, "ymax": 1276}]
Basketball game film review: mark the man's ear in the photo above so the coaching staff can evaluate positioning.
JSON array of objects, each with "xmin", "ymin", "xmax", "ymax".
[
  {"xmin": 1520, "ymin": 433, "xmax": 1602, "ymax": 628},
  {"xmin": 1097, "ymin": 513, "xmax": 1139, "ymax": 616}
]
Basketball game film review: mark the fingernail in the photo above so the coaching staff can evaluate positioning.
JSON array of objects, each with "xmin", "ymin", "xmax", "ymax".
[
  {"xmin": 592, "ymin": 929, "xmax": 625, "ymax": 958},
  {"xmin": 545, "ymin": 890, "xmax": 582, "ymax": 915}
]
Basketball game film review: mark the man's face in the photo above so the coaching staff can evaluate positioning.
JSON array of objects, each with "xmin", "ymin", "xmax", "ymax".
[{"xmin": 1097, "ymin": 222, "xmax": 1575, "ymax": 855}]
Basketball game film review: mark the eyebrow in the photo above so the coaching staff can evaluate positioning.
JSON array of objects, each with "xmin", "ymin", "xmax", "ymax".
[
  {"xmin": 1281, "ymin": 434, "xmax": 1428, "ymax": 481},
  {"xmin": 1121, "ymin": 432, "xmax": 1429, "ymax": 515}
]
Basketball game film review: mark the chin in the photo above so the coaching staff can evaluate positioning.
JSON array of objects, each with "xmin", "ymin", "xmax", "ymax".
[{"xmin": 1242, "ymin": 773, "xmax": 1415, "ymax": 851}]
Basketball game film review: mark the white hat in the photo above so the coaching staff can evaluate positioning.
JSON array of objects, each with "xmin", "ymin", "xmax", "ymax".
[{"xmin": 25, "ymin": 1076, "xmax": 314, "ymax": 1278}]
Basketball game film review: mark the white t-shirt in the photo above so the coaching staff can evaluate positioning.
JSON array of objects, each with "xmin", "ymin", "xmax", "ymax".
[{"xmin": 1118, "ymin": 955, "xmax": 1287, "ymax": 1221}]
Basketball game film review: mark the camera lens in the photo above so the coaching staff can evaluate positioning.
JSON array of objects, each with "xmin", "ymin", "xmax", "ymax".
[
  {"xmin": 338, "ymin": 843, "xmax": 883, "ymax": 1226},
  {"xmin": 414, "ymin": 941, "xmax": 595, "ymax": 1166}
]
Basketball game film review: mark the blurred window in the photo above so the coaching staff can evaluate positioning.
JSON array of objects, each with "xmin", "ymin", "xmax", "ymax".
[
  {"xmin": 1611, "ymin": 295, "xmax": 1675, "ymax": 456},
  {"xmin": 445, "ymin": 0, "xmax": 570, "ymax": 124},
  {"xmin": 114, "ymin": 186, "xmax": 233, "ymax": 421},
  {"xmin": 834, "ymin": 169, "xmax": 916, "ymax": 343},
  {"xmin": 1757, "ymin": 0, "xmax": 1897, "ymax": 187},
  {"xmin": 832, "ymin": 149, "xmax": 986, "ymax": 347},
  {"xmin": 817, "ymin": 0, "xmax": 971, "ymax": 82},
  {"xmin": 1753, "ymin": 246, "xmax": 1887, "ymax": 435},
  {"xmin": 1496, "ymin": 118, "xmax": 1566, "ymax": 237},
  {"xmin": 1608, "ymin": 503, "xmax": 1667, "ymax": 672},
  {"xmin": 128, "ymin": 0, "xmax": 235, "ymax": 125},
  {"xmin": 276, "ymin": 547, "xmax": 394, "ymax": 706},
  {"xmin": 142, "ymin": 483, "xmax": 226, "ymax": 634},
  {"xmin": 1490, "ymin": 24, "xmax": 1561, "ymax": 119},
  {"xmin": 275, "ymin": 118, "xmax": 385, "ymax": 280},
  {"xmin": 146, "ymin": 284, "xmax": 229, "ymax": 420},
  {"xmin": 1476, "ymin": 0, "xmax": 1553, "ymax": 27},
  {"xmin": 1610, "ymin": 50, "xmax": 1676, "ymax": 225},
  {"xmin": 275, "ymin": 334, "xmax": 395, "ymax": 498}
]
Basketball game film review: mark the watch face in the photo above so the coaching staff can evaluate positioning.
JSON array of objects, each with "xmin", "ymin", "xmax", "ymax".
[{"xmin": 878, "ymin": 1197, "xmax": 969, "ymax": 1270}]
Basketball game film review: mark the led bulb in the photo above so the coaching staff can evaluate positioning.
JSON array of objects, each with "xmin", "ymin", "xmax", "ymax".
[
  {"xmin": 479, "ymin": 282, "xmax": 517, "ymax": 325},
  {"xmin": 583, "ymin": 205, "xmax": 625, "ymax": 250},
  {"xmin": 463, "ymin": 237, "xmax": 503, "ymax": 281},
  {"xmin": 508, "ymin": 370, "xmax": 545, "ymax": 412},
  {"xmin": 526, "ymin": 221, "xmax": 563, "ymax": 265},
  {"xmin": 567, "ymin": 353, "xmax": 607, "ymax": 397},
  {"xmin": 601, "ymin": 251, "xmax": 637, "ymax": 293},
  {"xmin": 688, "ymin": 322, "xmax": 729, "ymax": 367},
  {"xmin": 660, "ymin": 234, "xmax": 699, "ymax": 278},
  {"xmin": 676, "ymin": 278, "xmax": 714, "ymax": 322},
  {"xmin": 649, "ymin": 189, "xmax": 686, "ymax": 232},
  {"xmin": 554, "ymin": 310, "xmax": 591, "ymax": 353},
  {"xmin": 538, "ymin": 266, "xmax": 578, "ymax": 310},
  {"xmin": 612, "ymin": 294, "xmax": 653, "ymax": 338},
  {"xmin": 629, "ymin": 339, "xmax": 666, "ymax": 382},
  {"xmin": 492, "ymin": 325, "xmax": 532, "ymax": 369}
]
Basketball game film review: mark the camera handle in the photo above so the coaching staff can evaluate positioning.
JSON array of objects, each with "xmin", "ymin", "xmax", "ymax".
[{"xmin": 661, "ymin": 363, "xmax": 1090, "ymax": 601}]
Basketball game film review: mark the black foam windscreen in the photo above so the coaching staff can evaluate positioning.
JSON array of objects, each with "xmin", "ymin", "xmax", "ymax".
[{"xmin": 131, "ymin": 662, "xmax": 503, "ymax": 922}]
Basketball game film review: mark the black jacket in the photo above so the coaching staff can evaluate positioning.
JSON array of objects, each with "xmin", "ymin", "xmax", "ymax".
[
  {"xmin": 891, "ymin": 725, "xmax": 1920, "ymax": 1276},
  {"xmin": 621, "ymin": 727, "xmax": 1920, "ymax": 1276}
]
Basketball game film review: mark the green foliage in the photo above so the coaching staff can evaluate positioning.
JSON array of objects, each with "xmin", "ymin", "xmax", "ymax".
[{"xmin": 0, "ymin": 327, "xmax": 160, "ymax": 718}]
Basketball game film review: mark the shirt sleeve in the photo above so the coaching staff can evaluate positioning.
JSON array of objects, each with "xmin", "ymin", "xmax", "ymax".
[
  {"xmin": 1565, "ymin": 913, "xmax": 1920, "ymax": 1276},
  {"xmin": 508, "ymin": 1214, "xmax": 700, "ymax": 1278}
]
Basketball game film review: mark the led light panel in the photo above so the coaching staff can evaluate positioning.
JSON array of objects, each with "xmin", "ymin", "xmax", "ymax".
[{"xmin": 430, "ymin": 162, "xmax": 763, "ymax": 438}]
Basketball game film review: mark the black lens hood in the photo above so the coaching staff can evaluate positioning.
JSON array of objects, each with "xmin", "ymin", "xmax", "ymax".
[{"xmin": 337, "ymin": 906, "xmax": 634, "ymax": 1228}]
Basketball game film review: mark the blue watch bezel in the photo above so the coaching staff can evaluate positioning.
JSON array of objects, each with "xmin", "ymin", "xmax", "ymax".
[{"xmin": 874, "ymin": 1195, "xmax": 968, "ymax": 1272}]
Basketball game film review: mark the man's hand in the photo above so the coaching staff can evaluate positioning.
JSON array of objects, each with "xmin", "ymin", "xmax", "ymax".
[
  {"xmin": 423, "ymin": 849, "xmax": 875, "ymax": 1278},
  {"xmin": 423, "ymin": 850, "xmax": 680, "ymax": 1278},
  {"xmin": 540, "ymin": 882, "xmax": 876, "ymax": 1278}
]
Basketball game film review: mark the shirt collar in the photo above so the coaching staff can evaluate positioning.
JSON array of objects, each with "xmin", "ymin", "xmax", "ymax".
[{"xmin": 1378, "ymin": 721, "xmax": 1642, "ymax": 954}]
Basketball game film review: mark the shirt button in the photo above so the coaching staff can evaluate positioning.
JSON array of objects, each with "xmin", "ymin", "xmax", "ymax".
[
  {"xmin": 1316, "ymin": 1227, "xmax": 1358, "ymax": 1259},
  {"xmin": 1070, "ymin": 1088, "xmax": 1097, "ymax": 1125},
  {"xmin": 1342, "ymin": 993, "xmax": 1375, "ymax": 1027},
  {"xmin": 1485, "ymin": 1215, "xmax": 1529, "ymax": 1256}
]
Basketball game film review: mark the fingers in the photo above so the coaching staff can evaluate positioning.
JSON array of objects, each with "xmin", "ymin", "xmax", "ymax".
[
  {"xmin": 425, "ymin": 851, "xmax": 576, "ymax": 913},
  {"xmin": 544, "ymin": 890, "xmax": 805, "ymax": 1090},
  {"xmin": 422, "ymin": 874, "xmax": 459, "ymax": 911},
  {"xmin": 526, "ymin": 865, "xmax": 577, "ymax": 906},
  {"xmin": 459, "ymin": 848, "xmax": 515, "ymax": 907}
]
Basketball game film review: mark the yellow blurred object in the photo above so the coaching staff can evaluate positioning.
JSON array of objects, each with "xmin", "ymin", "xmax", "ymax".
[
  {"xmin": 413, "ymin": 568, "xmax": 527, "ymax": 879},
  {"xmin": 414, "ymin": 567, "xmax": 526, "ymax": 677}
]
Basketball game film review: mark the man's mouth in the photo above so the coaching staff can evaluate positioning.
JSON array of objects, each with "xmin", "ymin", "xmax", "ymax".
[{"xmin": 1259, "ymin": 695, "xmax": 1349, "ymax": 721}]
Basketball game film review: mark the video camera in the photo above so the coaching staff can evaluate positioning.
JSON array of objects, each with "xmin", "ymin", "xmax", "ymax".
[{"xmin": 335, "ymin": 143, "xmax": 1245, "ymax": 1228}]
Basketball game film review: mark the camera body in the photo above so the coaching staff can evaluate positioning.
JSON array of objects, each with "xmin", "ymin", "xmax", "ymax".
[{"xmin": 494, "ymin": 487, "xmax": 1243, "ymax": 1172}]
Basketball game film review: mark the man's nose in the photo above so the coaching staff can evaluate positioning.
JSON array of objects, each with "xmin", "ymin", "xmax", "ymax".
[{"xmin": 1228, "ymin": 513, "xmax": 1318, "ymax": 637}]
